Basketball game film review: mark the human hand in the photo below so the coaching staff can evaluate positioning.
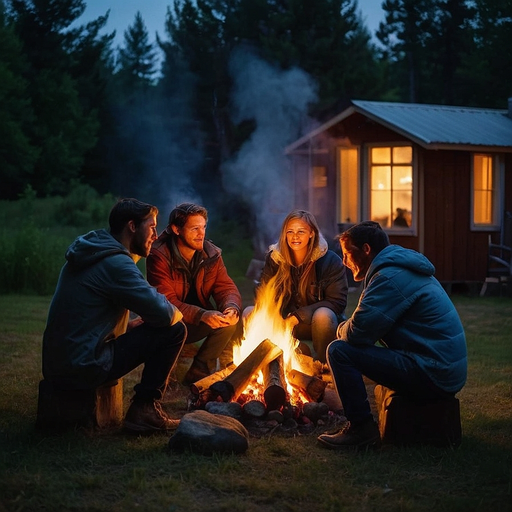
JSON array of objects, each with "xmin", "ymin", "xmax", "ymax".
[
  {"xmin": 201, "ymin": 310, "xmax": 233, "ymax": 329},
  {"xmin": 222, "ymin": 308, "xmax": 240, "ymax": 326}
]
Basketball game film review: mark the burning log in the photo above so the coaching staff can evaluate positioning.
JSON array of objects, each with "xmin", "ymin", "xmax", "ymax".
[
  {"xmin": 210, "ymin": 339, "xmax": 283, "ymax": 402},
  {"xmin": 294, "ymin": 352, "xmax": 324, "ymax": 378},
  {"xmin": 262, "ymin": 354, "xmax": 287, "ymax": 411},
  {"xmin": 190, "ymin": 363, "xmax": 237, "ymax": 396},
  {"xmin": 287, "ymin": 368, "xmax": 327, "ymax": 402}
]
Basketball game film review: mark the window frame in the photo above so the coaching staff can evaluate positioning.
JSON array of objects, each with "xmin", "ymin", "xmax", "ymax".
[
  {"xmin": 337, "ymin": 145, "xmax": 360, "ymax": 227},
  {"xmin": 471, "ymin": 153, "xmax": 503, "ymax": 231},
  {"xmin": 364, "ymin": 142, "xmax": 417, "ymax": 235}
]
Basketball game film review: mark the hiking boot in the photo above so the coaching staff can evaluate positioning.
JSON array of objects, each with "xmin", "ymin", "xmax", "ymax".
[
  {"xmin": 123, "ymin": 399, "xmax": 180, "ymax": 434},
  {"xmin": 317, "ymin": 419, "xmax": 381, "ymax": 450},
  {"xmin": 182, "ymin": 358, "xmax": 210, "ymax": 386}
]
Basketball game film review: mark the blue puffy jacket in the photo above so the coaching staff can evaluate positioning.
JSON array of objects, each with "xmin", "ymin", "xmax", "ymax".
[{"xmin": 338, "ymin": 245, "xmax": 467, "ymax": 394}]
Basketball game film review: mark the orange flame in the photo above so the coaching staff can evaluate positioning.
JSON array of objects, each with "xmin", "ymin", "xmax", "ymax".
[{"xmin": 234, "ymin": 276, "xmax": 308, "ymax": 401}]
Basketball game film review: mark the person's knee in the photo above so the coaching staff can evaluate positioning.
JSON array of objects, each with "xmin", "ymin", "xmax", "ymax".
[
  {"xmin": 312, "ymin": 307, "xmax": 338, "ymax": 327},
  {"xmin": 159, "ymin": 321, "xmax": 187, "ymax": 347},
  {"xmin": 327, "ymin": 339, "xmax": 350, "ymax": 362}
]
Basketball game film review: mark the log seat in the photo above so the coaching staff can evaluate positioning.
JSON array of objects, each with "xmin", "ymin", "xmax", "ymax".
[
  {"xmin": 36, "ymin": 379, "xmax": 123, "ymax": 432},
  {"xmin": 374, "ymin": 384, "xmax": 462, "ymax": 448}
]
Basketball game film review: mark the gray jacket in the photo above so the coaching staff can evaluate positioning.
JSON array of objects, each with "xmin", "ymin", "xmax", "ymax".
[{"xmin": 42, "ymin": 229, "xmax": 180, "ymax": 388}]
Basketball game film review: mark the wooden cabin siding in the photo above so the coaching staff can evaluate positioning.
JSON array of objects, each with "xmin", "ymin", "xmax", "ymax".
[
  {"xmin": 287, "ymin": 108, "xmax": 511, "ymax": 284},
  {"xmin": 422, "ymin": 150, "xmax": 488, "ymax": 282}
]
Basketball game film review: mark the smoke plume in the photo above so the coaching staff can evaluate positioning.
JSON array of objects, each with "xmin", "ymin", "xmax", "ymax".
[{"xmin": 222, "ymin": 47, "xmax": 317, "ymax": 255}]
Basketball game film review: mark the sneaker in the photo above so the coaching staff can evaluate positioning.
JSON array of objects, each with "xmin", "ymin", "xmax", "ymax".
[
  {"xmin": 317, "ymin": 419, "xmax": 381, "ymax": 450},
  {"xmin": 124, "ymin": 399, "xmax": 180, "ymax": 434}
]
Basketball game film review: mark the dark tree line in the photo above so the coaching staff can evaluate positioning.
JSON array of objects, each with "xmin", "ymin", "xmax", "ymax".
[{"xmin": 0, "ymin": 0, "xmax": 510, "ymax": 204}]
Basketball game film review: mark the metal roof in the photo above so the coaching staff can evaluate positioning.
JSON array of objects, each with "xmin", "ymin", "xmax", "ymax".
[{"xmin": 286, "ymin": 100, "xmax": 512, "ymax": 153}]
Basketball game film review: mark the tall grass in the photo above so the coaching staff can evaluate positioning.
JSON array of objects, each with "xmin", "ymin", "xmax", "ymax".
[{"xmin": 0, "ymin": 185, "xmax": 115, "ymax": 294}]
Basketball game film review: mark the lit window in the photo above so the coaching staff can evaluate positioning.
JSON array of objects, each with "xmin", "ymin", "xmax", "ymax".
[
  {"xmin": 473, "ymin": 154, "xmax": 499, "ymax": 227},
  {"xmin": 370, "ymin": 145, "xmax": 413, "ymax": 229},
  {"xmin": 338, "ymin": 148, "xmax": 359, "ymax": 224}
]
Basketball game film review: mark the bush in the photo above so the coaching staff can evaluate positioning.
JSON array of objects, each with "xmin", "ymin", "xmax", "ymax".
[
  {"xmin": 0, "ymin": 185, "xmax": 116, "ymax": 295},
  {"xmin": 54, "ymin": 182, "xmax": 115, "ymax": 227},
  {"xmin": 0, "ymin": 223, "xmax": 68, "ymax": 294}
]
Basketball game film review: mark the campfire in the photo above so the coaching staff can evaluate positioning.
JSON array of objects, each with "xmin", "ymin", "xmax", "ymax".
[{"xmin": 188, "ymin": 279, "xmax": 329, "ymax": 422}]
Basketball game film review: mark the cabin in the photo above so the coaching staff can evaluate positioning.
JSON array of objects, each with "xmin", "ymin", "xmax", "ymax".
[{"xmin": 285, "ymin": 99, "xmax": 512, "ymax": 292}]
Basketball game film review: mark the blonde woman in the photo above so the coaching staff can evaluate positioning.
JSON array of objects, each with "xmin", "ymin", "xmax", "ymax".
[{"xmin": 257, "ymin": 210, "xmax": 348, "ymax": 363}]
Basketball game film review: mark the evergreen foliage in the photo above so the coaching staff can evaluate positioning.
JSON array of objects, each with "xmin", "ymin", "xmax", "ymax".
[{"xmin": 0, "ymin": 0, "xmax": 510, "ymax": 202}]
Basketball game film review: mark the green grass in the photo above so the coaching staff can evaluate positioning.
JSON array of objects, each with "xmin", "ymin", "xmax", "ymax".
[{"xmin": 0, "ymin": 291, "xmax": 511, "ymax": 511}]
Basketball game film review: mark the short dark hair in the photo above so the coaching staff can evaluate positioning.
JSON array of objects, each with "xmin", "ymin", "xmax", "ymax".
[
  {"xmin": 168, "ymin": 203, "xmax": 208, "ymax": 229},
  {"xmin": 338, "ymin": 221, "xmax": 390, "ymax": 255},
  {"xmin": 109, "ymin": 198, "xmax": 158, "ymax": 235}
]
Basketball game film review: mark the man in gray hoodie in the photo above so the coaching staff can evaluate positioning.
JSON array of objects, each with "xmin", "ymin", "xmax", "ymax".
[{"xmin": 42, "ymin": 198, "xmax": 186, "ymax": 433}]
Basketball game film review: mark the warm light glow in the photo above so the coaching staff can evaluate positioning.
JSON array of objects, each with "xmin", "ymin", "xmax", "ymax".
[
  {"xmin": 473, "ymin": 154, "xmax": 495, "ymax": 225},
  {"xmin": 339, "ymin": 147, "xmax": 359, "ymax": 224},
  {"xmin": 235, "ymin": 276, "xmax": 309, "ymax": 400},
  {"xmin": 370, "ymin": 146, "xmax": 413, "ymax": 228}
]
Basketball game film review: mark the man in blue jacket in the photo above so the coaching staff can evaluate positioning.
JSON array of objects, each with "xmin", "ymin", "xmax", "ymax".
[
  {"xmin": 318, "ymin": 221, "xmax": 467, "ymax": 450},
  {"xmin": 42, "ymin": 198, "xmax": 186, "ymax": 434}
]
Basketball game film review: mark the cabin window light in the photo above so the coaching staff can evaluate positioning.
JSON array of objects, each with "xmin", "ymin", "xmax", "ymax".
[
  {"xmin": 338, "ymin": 148, "xmax": 359, "ymax": 225},
  {"xmin": 369, "ymin": 145, "xmax": 413, "ymax": 229},
  {"xmin": 472, "ymin": 154, "xmax": 500, "ymax": 227}
]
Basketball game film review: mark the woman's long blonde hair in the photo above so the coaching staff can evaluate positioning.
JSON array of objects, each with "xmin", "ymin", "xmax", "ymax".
[{"xmin": 271, "ymin": 210, "xmax": 320, "ymax": 307}]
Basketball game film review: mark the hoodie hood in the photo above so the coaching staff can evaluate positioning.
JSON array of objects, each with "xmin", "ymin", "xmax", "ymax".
[
  {"xmin": 65, "ymin": 229, "xmax": 130, "ymax": 270},
  {"xmin": 366, "ymin": 244, "xmax": 435, "ymax": 284},
  {"xmin": 269, "ymin": 234, "xmax": 329, "ymax": 266}
]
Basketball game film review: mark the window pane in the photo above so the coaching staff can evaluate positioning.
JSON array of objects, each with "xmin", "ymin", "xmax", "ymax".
[
  {"xmin": 474, "ymin": 191, "xmax": 493, "ymax": 224},
  {"xmin": 371, "ymin": 147, "xmax": 391, "ymax": 164},
  {"xmin": 392, "ymin": 166, "xmax": 413, "ymax": 190},
  {"xmin": 339, "ymin": 148, "xmax": 359, "ymax": 224},
  {"xmin": 371, "ymin": 166, "xmax": 391, "ymax": 190},
  {"xmin": 473, "ymin": 154, "xmax": 494, "ymax": 225},
  {"xmin": 313, "ymin": 166, "xmax": 327, "ymax": 188},
  {"xmin": 369, "ymin": 145, "xmax": 413, "ymax": 230},
  {"xmin": 393, "ymin": 146, "xmax": 412, "ymax": 164},
  {"xmin": 371, "ymin": 191, "xmax": 391, "ymax": 227},
  {"xmin": 392, "ymin": 192, "xmax": 412, "ymax": 228}
]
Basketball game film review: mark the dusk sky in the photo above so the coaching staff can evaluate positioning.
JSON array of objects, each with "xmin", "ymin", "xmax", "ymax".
[{"xmin": 79, "ymin": 0, "xmax": 386, "ymax": 47}]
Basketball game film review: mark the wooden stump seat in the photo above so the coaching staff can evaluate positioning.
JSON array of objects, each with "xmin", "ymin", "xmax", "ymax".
[
  {"xmin": 374, "ymin": 384, "xmax": 462, "ymax": 448},
  {"xmin": 36, "ymin": 379, "xmax": 123, "ymax": 432}
]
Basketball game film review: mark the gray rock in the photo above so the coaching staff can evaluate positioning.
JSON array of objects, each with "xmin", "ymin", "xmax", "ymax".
[
  {"xmin": 205, "ymin": 400, "xmax": 243, "ymax": 419},
  {"xmin": 168, "ymin": 410, "xmax": 249, "ymax": 455},
  {"xmin": 303, "ymin": 401, "xmax": 329, "ymax": 423}
]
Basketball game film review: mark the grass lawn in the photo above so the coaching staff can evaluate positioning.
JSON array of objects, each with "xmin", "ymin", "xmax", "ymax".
[{"xmin": 0, "ymin": 287, "xmax": 511, "ymax": 512}]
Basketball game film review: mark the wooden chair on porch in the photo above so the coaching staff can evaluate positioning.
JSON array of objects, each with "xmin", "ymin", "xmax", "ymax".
[{"xmin": 480, "ymin": 211, "xmax": 512, "ymax": 297}]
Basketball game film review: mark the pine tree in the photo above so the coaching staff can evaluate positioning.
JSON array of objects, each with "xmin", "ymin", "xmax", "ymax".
[
  {"xmin": 6, "ymin": 0, "xmax": 111, "ymax": 195},
  {"xmin": 0, "ymin": 3, "xmax": 38, "ymax": 199},
  {"xmin": 116, "ymin": 11, "xmax": 158, "ymax": 91}
]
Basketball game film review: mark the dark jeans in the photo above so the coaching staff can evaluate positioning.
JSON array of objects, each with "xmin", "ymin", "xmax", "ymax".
[
  {"xmin": 327, "ymin": 340, "xmax": 450, "ymax": 424},
  {"xmin": 105, "ymin": 321, "xmax": 186, "ymax": 401},
  {"xmin": 184, "ymin": 320, "xmax": 240, "ymax": 365}
]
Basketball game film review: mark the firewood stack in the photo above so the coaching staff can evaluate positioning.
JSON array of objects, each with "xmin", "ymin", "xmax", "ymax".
[{"xmin": 187, "ymin": 339, "xmax": 329, "ymax": 424}]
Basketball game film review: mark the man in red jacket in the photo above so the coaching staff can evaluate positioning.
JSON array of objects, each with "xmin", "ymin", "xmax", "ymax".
[{"xmin": 147, "ymin": 203, "xmax": 242, "ymax": 385}]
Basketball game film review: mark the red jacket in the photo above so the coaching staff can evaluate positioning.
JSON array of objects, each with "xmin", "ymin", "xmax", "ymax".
[{"xmin": 147, "ymin": 230, "xmax": 242, "ymax": 326}]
